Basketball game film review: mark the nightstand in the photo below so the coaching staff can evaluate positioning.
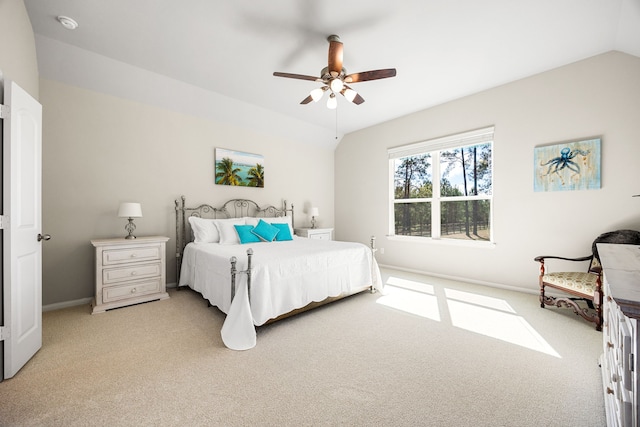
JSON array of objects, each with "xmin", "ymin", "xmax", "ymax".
[
  {"xmin": 90, "ymin": 236, "xmax": 170, "ymax": 314},
  {"xmin": 294, "ymin": 227, "xmax": 333, "ymax": 241}
]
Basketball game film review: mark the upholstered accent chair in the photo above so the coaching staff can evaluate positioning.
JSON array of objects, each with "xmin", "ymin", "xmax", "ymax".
[{"xmin": 535, "ymin": 229, "xmax": 640, "ymax": 331}]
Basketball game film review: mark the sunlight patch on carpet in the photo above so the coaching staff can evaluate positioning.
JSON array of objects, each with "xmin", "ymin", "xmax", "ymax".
[
  {"xmin": 445, "ymin": 289, "xmax": 560, "ymax": 358},
  {"xmin": 376, "ymin": 277, "xmax": 440, "ymax": 321}
]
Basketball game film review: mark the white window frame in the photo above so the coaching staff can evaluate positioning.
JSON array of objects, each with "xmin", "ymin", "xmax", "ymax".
[{"xmin": 388, "ymin": 126, "xmax": 494, "ymax": 244}]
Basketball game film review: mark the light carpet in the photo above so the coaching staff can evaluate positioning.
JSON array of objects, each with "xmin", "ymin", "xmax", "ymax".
[{"xmin": 0, "ymin": 267, "xmax": 605, "ymax": 426}]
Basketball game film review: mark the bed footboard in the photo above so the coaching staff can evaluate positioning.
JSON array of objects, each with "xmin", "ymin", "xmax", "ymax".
[
  {"xmin": 230, "ymin": 249, "xmax": 254, "ymax": 303},
  {"xmin": 369, "ymin": 235, "xmax": 378, "ymax": 294}
]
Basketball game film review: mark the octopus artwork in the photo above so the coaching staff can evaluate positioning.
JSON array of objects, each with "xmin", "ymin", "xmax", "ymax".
[
  {"xmin": 534, "ymin": 138, "xmax": 601, "ymax": 192},
  {"xmin": 540, "ymin": 147, "xmax": 590, "ymax": 185}
]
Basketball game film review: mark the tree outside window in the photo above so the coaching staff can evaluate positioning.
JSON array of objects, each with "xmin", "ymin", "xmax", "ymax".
[{"xmin": 390, "ymin": 128, "xmax": 493, "ymax": 242}]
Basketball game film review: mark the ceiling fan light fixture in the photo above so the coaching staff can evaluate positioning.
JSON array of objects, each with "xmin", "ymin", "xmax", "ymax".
[
  {"xmin": 330, "ymin": 78, "xmax": 344, "ymax": 93},
  {"xmin": 310, "ymin": 87, "xmax": 325, "ymax": 102},
  {"xmin": 273, "ymin": 35, "xmax": 396, "ymax": 109},
  {"xmin": 342, "ymin": 88, "xmax": 358, "ymax": 103},
  {"xmin": 327, "ymin": 93, "xmax": 337, "ymax": 109}
]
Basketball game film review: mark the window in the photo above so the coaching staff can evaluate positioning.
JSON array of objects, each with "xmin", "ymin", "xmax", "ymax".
[{"xmin": 389, "ymin": 127, "xmax": 493, "ymax": 242}]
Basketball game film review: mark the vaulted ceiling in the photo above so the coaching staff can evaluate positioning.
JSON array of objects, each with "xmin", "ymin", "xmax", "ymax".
[{"xmin": 24, "ymin": 0, "xmax": 640, "ymax": 145}]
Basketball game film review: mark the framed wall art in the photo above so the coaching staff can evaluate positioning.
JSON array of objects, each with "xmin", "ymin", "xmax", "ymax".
[
  {"xmin": 534, "ymin": 137, "xmax": 601, "ymax": 192},
  {"xmin": 215, "ymin": 148, "xmax": 264, "ymax": 188}
]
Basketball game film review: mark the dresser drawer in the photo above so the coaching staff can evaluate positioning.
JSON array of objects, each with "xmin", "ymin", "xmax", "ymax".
[
  {"xmin": 309, "ymin": 232, "xmax": 331, "ymax": 240},
  {"xmin": 103, "ymin": 262, "xmax": 162, "ymax": 285},
  {"xmin": 102, "ymin": 245, "xmax": 161, "ymax": 266},
  {"xmin": 294, "ymin": 228, "xmax": 333, "ymax": 240},
  {"xmin": 102, "ymin": 278, "xmax": 162, "ymax": 303}
]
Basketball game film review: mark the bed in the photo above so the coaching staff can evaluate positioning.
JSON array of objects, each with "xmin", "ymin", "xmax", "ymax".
[{"xmin": 174, "ymin": 196, "xmax": 382, "ymax": 350}]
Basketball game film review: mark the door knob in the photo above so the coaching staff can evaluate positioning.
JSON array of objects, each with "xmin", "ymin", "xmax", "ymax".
[{"xmin": 37, "ymin": 233, "xmax": 51, "ymax": 242}]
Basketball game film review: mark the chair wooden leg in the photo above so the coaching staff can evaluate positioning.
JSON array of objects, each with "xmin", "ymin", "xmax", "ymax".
[
  {"xmin": 594, "ymin": 289, "xmax": 603, "ymax": 331},
  {"xmin": 540, "ymin": 284, "xmax": 546, "ymax": 308},
  {"xmin": 541, "ymin": 295, "xmax": 601, "ymax": 328}
]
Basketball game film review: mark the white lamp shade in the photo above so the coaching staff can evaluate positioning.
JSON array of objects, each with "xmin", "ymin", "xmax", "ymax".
[
  {"xmin": 310, "ymin": 87, "xmax": 324, "ymax": 102},
  {"xmin": 118, "ymin": 202, "xmax": 142, "ymax": 218},
  {"xmin": 343, "ymin": 88, "xmax": 357, "ymax": 103},
  {"xmin": 327, "ymin": 95, "xmax": 337, "ymax": 109},
  {"xmin": 330, "ymin": 78, "xmax": 344, "ymax": 93},
  {"xmin": 309, "ymin": 207, "xmax": 319, "ymax": 217}
]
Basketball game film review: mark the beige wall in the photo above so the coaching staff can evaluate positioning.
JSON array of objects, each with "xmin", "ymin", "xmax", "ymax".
[
  {"xmin": 0, "ymin": 0, "xmax": 38, "ymax": 98},
  {"xmin": 8, "ymin": 0, "xmax": 639, "ymax": 304},
  {"xmin": 40, "ymin": 79, "xmax": 335, "ymax": 305},
  {"xmin": 336, "ymin": 51, "xmax": 640, "ymax": 291}
]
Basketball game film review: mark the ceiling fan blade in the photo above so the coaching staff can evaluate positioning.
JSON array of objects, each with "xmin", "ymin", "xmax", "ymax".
[
  {"xmin": 327, "ymin": 35, "xmax": 343, "ymax": 75},
  {"xmin": 351, "ymin": 93, "xmax": 365, "ymax": 105},
  {"xmin": 300, "ymin": 95, "xmax": 313, "ymax": 104},
  {"xmin": 345, "ymin": 68, "xmax": 397, "ymax": 83},
  {"xmin": 273, "ymin": 72, "xmax": 321, "ymax": 82}
]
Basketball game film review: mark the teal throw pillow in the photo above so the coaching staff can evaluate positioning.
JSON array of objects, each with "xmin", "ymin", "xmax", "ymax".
[
  {"xmin": 251, "ymin": 219, "xmax": 280, "ymax": 242},
  {"xmin": 234, "ymin": 224, "xmax": 261, "ymax": 244},
  {"xmin": 271, "ymin": 223, "xmax": 293, "ymax": 241}
]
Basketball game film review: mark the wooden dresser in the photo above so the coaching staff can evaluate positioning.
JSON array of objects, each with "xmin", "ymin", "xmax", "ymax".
[
  {"xmin": 598, "ymin": 243, "xmax": 640, "ymax": 427},
  {"xmin": 91, "ymin": 236, "xmax": 170, "ymax": 314}
]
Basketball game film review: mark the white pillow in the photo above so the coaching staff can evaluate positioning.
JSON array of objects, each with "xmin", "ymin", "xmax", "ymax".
[
  {"xmin": 215, "ymin": 219, "xmax": 246, "ymax": 245},
  {"xmin": 188, "ymin": 216, "xmax": 219, "ymax": 243},
  {"xmin": 243, "ymin": 217, "xmax": 259, "ymax": 227}
]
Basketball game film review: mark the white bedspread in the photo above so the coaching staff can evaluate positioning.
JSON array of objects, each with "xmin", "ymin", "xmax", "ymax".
[{"xmin": 178, "ymin": 237, "xmax": 382, "ymax": 350}]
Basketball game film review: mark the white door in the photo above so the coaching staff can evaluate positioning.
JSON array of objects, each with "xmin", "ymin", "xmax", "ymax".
[{"xmin": 2, "ymin": 80, "xmax": 43, "ymax": 379}]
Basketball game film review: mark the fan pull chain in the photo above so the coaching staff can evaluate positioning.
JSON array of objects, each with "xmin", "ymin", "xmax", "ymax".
[{"xmin": 335, "ymin": 104, "xmax": 338, "ymax": 140}]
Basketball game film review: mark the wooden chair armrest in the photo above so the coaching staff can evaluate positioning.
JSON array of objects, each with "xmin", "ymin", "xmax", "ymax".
[
  {"xmin": 534, "ymin": 255, "xmax": 592, "ymax": 263},
  {"xmin": 589, "ymin": 266, "xmax": 602, "ymax": 274}
]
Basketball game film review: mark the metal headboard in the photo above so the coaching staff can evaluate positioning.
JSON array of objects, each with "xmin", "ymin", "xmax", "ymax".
[{"xmin": 174, "ymin": 195, "xmax": 294, "ymax": 280}]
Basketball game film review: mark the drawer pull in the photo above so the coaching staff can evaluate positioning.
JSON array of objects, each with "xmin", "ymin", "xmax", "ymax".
[
  {"xmin": 607, "ymin": 296, "xmax": 612, "ymax": 302},
  {"xmin": 606, "ymin": 387, "xmax": 614, "ymax": 395},
  {"xmin": 607, "ymin": 342, "xmax": 614, "ymax": 348},
  {"xmin": 131, "ymin": 271, "xmax": 137, "ymax": 276},
  {"xmin": 131, "ymin": 288, "xmax": 137, "ymax": 294},
  {"xmin": 131, "ymin": 254, "xmax": 137, "ymax": 258}
]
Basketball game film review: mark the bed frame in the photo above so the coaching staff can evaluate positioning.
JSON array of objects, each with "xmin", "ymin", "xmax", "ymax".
[
  {"xmin": 174, "ymin": 195, "xmax": 376, "ymax": 324},
  {"xmin": 175, "ymin": 195, "xmax": 293, "ymax": 281}
]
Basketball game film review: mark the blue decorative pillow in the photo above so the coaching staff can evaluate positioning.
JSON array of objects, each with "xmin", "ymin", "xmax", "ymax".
[
  {"xmin": 271, "ymin": 223, "xmax": 293, "ymax": 241},
  {"xmin": 234, "ymin": 225, "xmax": 261, "ymax": 244},
  {"xmin": 251, "ymin": 219, "xmax": 280, "ymax": 242}
]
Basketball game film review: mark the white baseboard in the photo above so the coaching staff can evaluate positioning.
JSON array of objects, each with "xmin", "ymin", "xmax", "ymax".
[
  {"xmin": 43, "ymin": 297, "xmax": 93, "ymax": 312},
  {"xmin": 42, "ymin": 282, "xmax": 178, "ymax": 312},
  {"xmin": 378, "ymin": 263, "xmax": 540, "ymax": 296}
]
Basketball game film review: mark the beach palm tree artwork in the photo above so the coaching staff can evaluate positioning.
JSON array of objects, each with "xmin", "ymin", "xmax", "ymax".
[
  {"xmin": 215, "ymin": 148, "xmax": 265, "ymax": 188},
  {"xmin": 247, "ymin": 164, "xmax": 264, "ymax": 187}
]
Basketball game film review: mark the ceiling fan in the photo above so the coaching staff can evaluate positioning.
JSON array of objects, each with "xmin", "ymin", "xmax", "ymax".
[{"xmin": 273, "ymin": 35, "xmax": 397, "ymax": 109}]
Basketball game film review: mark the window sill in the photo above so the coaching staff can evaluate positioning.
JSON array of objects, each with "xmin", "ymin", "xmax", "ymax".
[{"xmin": 386, "ymin": 234, "xmax": 496, "ymax": 248}]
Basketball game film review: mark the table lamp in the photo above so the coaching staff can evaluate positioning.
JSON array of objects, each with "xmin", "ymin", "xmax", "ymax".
[
  {"xmin": 309, "ymin": 207, "xmax": 319, "ymax": 229},
  {"xmin": 118, "ymin": 202, "xmax": 142, "ymax": 239}
]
